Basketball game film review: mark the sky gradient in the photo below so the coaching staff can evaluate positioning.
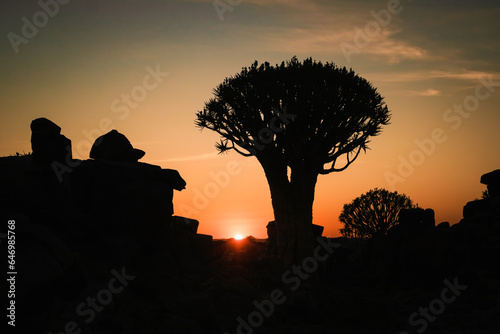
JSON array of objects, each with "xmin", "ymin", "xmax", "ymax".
[{"xmin": 1, "ymin": 0, "xmax": 499, "ymax": 238}]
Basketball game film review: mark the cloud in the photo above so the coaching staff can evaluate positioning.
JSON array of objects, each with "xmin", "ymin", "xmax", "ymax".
[
  {"xmin": 405, "ymin": 89, "xmax": 442, "ymax": 96},
  {"xmin": 353, "ymin": 29, "xmax": 428, "ymax": 64},
  {"xmin": 236, "ymin": 0, "xmax": 430, "ymax": 65},
  {"xmin": 262, "ymin": 26, "xmax": 428, "ymax": 64},
  {"xmin": 368, "ymin": 69, "xmax": 500, "ymax": 83}
]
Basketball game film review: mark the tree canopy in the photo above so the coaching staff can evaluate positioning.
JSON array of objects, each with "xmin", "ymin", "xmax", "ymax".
[
  {"xmin": 339, "ymin": 188, "xmax": 415, "ymax": 238},
  {"xmin": 195, "ymin": 57, "xmax": 390, "ymax": 175}
]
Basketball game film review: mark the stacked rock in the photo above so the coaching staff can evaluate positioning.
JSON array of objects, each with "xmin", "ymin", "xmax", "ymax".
[
  {"xmin": 398, "ymin": 207, "xmax": 435, "ymax": 229},
  {"xmin": 463, "ymin": 169, "xmax": 500, "ymax": 219},
  {"xmin": 481, "ymin": 169, "xmax": 500, "ymax": 197},
  {"xmin": 30, "ymin": 117, "xmax": 72, "ymax": 164}
]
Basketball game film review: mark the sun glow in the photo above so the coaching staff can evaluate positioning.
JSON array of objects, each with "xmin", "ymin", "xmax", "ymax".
[{"xmin": 234, "ymin": 234, "xmax": 244, "ymax": 240}]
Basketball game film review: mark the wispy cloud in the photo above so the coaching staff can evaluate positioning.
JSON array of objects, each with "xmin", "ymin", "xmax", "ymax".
[
  {"xmin": 262, "ymin": 26, "xmax": 428, "ymax": 64},
  {"xmin": 368, "ymin": 69, "xmax": 500, "ymax": 83},
  {"xmin": 405, "ymin": 88, "xmax": 442, "ymax": 96},
  {"xmin": 356, "ymin": 30, "xmax": 428, "ymax": 64},
  {"xmin": 237, "ymin": 0, "xmax": 430, "ymax": 65}
]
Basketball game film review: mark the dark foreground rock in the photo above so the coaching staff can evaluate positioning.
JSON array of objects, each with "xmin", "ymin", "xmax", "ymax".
[
  {"xmin": 31, "ymin": 117, "xmax": 72, "ymax": 164},
  {"xmin": 1, "ymin": 119, "xmax": 499, "ymax": 333}
]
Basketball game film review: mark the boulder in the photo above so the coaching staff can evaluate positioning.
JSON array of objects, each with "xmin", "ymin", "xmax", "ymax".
[
  {"xmin": 159, "ymin": 168, "xmax": 186, "ymax": 190},
  {"xmin": 89, "ymin": 129, "xmax": 145, "ymax": 162},
  {"xmin": 170, "ymin": 216, "xmax": 199, "ymax": 234},
  {"xmin": 463, "ymin": 199, "xmax": 491, "ymax": 218},
  {"xmin": 28, "ymin": 223, "xmax": 74, "ymax": 269},
  {"xmin": 481, "ymin": 169, "xmax": 500, "ymax": 198},
  {"xmin": 192, "ymin": 233, "xmax": 214, "ymax": 262},
  {"xmin": 30, "ymin": 118, "xmax": 72, "ymax": 164},
  {"xmin": 312, "ymin": 224, "xmax": 324, "ymax": 237},
  {"xmin": 70, "ymin": 159, "xmax": 183, "ymax": 234},
  {"xmin": 436, "ymin": 221, "xmax": 450, "ymax": 229},
  {"xmin": 266, "ymin": 221, "xmax": 277, "ymax": 256},
  {"xmin": 398, "ymin": 208, "xmax": 435, "ymax": 229},
  {"xmin": 18, "ymin": 241, "xmax": 65, "ymax": 291}
]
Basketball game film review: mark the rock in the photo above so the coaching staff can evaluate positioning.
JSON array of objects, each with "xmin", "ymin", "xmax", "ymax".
[
  {"xmin": 312, "ymin": 224, "xmax": 324, "ymax": 237},
  {"xmin": 177, "ymin": 253, "xmax": 205, "ymax": 274},
  {"xmin": 437, "ymin": 221, "xmax": 450, "ymax": 228},
  {"xmin": 160, "ymin": 168, "xmax": 186, "ymax": 190},
  {"xmin": 18, "ymin": 241, "xmax": 65, "ymax": 291},
  {"xmin": 146, "ymin": 250, "xmax": 178, "ymax": 273},
  {"xmin": 398, "ymin": 208, "xmax": 435, "ymax": 229},
  {"xmin": 29, "ymin": 223, "xmax": 74, "ymax": 269},
  {"xmin": 71, "ymin": 159, "xmax": 182, "ymax": 235},
  {"xmin": 192, "ymin": 233, "xmax": 214, "ymax": 262},
  {"xmin": 480, "ymin": 169, "xmax": 500, "ymax": 197},
  {"xmin": 31, "ymin": 117, "xmax": 60, "ymax": 135},
  {"xmin": 170, "ymin": 215, "xmax": 199, "ymax": 234},
  {"xmin": 2, "ymin": 118, "xmax": 224, "ymax": 333},
  {"xmin": 30, "ymin": 118, "xmax": 72, "ymax": 164},
  {"xmin": 89, "ymin": 129, "xmax": 145, "ymax": 162},
  {"xmin": 266, "ymin": 221, "xmax": 277, "ymax": 256},
  {"xmin": 463, "ymin": 199, "xmax": 491, "ymax": 218},
  {"xmin": 491, "ymin": 197, "xmax": 500, "ymax": 217},
  {"xmin": 423, "ymin": 209, "xmax": 436, "ymax": 228}
]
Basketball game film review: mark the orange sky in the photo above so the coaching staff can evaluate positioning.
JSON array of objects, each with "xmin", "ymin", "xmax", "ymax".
[{"xmin": 1, "ymin": 0, "xmax": 499, "ymax": 238}]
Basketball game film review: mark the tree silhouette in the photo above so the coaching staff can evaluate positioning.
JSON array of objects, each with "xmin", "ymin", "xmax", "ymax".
[
  {"xmin": 339, "ymin": 188, "xmax": 414, "ymax": 238},
  {"xmin": 196, "ymin": 57, "xmax": 390, "ymax": 265}
]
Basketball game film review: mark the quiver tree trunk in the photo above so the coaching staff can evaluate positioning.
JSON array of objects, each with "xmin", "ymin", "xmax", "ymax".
[{"xmin": 261, "ymin": 156, "xmax": 318, "ymax": 267}]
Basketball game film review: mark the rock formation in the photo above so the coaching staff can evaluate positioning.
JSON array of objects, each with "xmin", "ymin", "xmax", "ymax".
[
  {"xmin": 0, "ymin": 118, "xmax": 213, "ymax": 333},
  {"xmin": 30, "ymin": 117, "xmax": 72, "ymax": 164},
  {"xmin": 89, "ymin": 129, "xmax": 145, "ymax": 162},
  {"xmin": 463, "ymin": 169, "xmax": 500, "ymax": 219}
]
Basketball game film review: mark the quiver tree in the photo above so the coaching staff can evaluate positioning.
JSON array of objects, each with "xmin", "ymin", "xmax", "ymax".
[
  {"xmin": 339, "ymin": 188, "xmax": 415, "ymax": 238},
  {"xmin": 196, "ymin": 57, "xmax": 390, "ymax": 266}
]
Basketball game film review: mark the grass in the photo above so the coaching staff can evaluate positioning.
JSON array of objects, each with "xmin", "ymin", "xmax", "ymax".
[{"xmin": 1, "ymin": 151, "xmax": 32, "ymax": 158}]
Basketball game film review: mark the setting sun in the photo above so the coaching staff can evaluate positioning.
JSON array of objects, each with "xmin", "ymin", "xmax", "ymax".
[{"xmin": 234, "ymin": 234, "xmax": 244, "ymax": 240}]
